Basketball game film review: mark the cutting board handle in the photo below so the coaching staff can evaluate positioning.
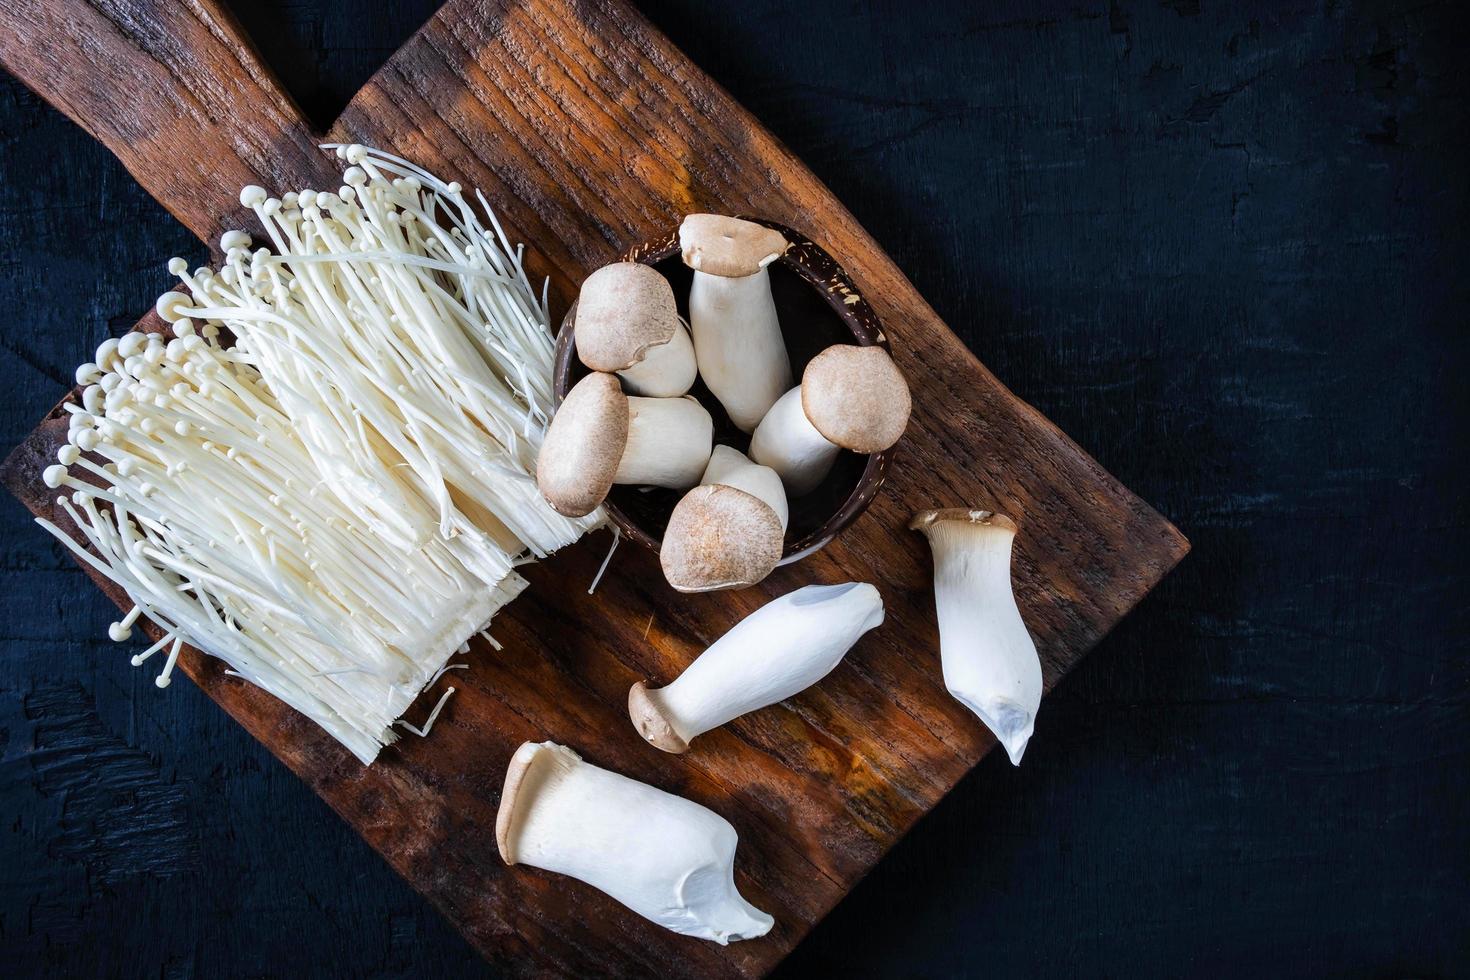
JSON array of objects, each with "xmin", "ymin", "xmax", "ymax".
[{"xmin": 0, "ymin": 0, "xmax": 335, "ymax": 242}]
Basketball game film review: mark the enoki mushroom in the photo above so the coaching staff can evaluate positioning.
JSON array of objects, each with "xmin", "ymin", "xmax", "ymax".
[{"xmin": 38, "ymin": 145, "xmax": 600, "ymax": 763}]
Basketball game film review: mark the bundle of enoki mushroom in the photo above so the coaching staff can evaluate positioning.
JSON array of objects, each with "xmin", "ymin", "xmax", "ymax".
[{"xmin": 38, "ymin": 145, "xmax": 598, "ymax": 763}]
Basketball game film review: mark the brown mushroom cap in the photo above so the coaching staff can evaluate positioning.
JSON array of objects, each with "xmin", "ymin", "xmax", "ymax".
[
  {"xmin": 574, "ymin": 263, "xmax": 681, "ymax": 372},
  {"xmin": 627, "ymin": 681, "xmax": 689, "ymax": 753},
  {"xmin": 678, "ymin": 214, "xmax": 788, "ymax": 278},
  {"xmin": 660, "ymin": 484, "xmax": 784, "ymax": 592},
  {"xmin": 801, "ymin": 345, "xmax": 912, "ymax": 453},
  {"xmin": 908, "ymin": 508, "xmax": 1020, "ymax": 536},
  {"xmin": 535, "ymin": 372, "xmax": 628, "ymax": 517}
]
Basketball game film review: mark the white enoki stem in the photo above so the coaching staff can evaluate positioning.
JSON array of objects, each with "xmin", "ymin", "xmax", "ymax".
[
  {"xmin": 393, "ymin": 686, "xmax": 456, "ymax": 737},
  {"xmin": 38, "ymin": 146, "xmax": 589, "ymax": 764},
  {"xmin": 587, "ymin": 524, "xmax": 621, "ymax": 595}
]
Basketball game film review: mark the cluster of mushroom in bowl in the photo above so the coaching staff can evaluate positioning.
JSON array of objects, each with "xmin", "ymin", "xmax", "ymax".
[
  {"xmin": 496, "ymin": 216, "xmax": 1045, "ymax": 945},
  {"xmin": 536, "ymin": 214, "xmax": 912, "ymax": 591}
]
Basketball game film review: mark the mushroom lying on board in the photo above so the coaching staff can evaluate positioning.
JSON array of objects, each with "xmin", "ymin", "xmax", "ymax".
[
  {"xmin": 629, "ymin": 582, "xmax": 884, "ymax": 753},
  {"xmin": 750, "ymin": 345, "xmax": 911, "ymax": 496},
  {"xmin": 660, "ymin": 447, "xmax": 788, "ymax": 592},
  {"xmin": 537, "ymin": 372, "xmax": 713, "ymax": 517},
  {"xmin": 680, "ymin": 214, "xmax": 792, "ymax": 432},
  {"xmin": 496, "ymin": 740, "xmax": 773, "ymax": 944},
  {"xmin": 909, "ymin": 509, "xmax": 1042, "ymax": 765},
  {"xmin": 574, "ymin": 262, "xmax": 697, "ymax": 397}
]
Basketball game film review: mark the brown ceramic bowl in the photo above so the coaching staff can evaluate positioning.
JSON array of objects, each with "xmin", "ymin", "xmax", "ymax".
[{"xmin": 553, "ymin": 218, "xmax": 892, "ymax": 566}]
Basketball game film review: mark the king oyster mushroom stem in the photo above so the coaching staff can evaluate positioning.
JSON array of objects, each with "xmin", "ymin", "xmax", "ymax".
[
  {"xmin": 574, "ymin": 262, "xmax": 697, "ymax": 397},
  {"xmin": 750, "ymin": 345, "xmax": 912, "ymax": 496},
  {"xmin": 537, "ymin": 372, "xmax": 713, "ymax": 517},
  {"xmin": 680, "ymin": 214, "xmax": 792, "ymax": 432},
  {"xmin": 496, "ymin": 740, "xmax": 774, "ymax": 944},
  {"xmin": 909, "ymin": 509, "xmax": 1042, "ymax": 765},
  {"xmin": 660, "ymin": 447, "xmax": 788, "ymax": 592},
  {"xmin": 629, "ymin": 582, "xmax": 884, "ymax": 753}
]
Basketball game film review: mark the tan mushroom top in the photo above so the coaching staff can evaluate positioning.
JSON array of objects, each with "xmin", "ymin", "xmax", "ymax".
[
  {"xmin": 660, "ymin": 483, "xmax": 784, "ymax": 592},
  {"xmin": 678, "ymin": 214, "xmax": 788, "ymax": 278},
  {"xmin": 909, "ymin": 508, "xmax": 1020, "ymax": 536},
  {"xmin": 627, "ymin": 682, "xmax": 689, "ymax": 754},
  {"xmin": 574, "ymin": 262, "xmax": 681, "ymax": 372},
  {"xmin": 535, "ymin": 372, "xmax": 628, "ymax": 518},
  {"xmin": 801, "ymin": 345, "xmax": 912, "ymax": 453}
]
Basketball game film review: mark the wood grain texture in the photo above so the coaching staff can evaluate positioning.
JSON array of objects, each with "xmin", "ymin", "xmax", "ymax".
[{"xmin": 0, "ymin": 1, "xmax": 1187, "ymax": 976}]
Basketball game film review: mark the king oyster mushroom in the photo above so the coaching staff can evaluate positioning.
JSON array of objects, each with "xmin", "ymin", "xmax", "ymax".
[
  {"xmin": 659, "ymin": 447, "xmax": 788, "ymax": 593},
  {"xmin": 680, "ymin": 214, "xmax": 792, "ymax": 432},
  {"xmin": 630, "ymin": 582, "xmax": 885, "ymax": 753},
  {"xmin": 750, "ymin": 344, "xmax": 911, "ymax": 496},
  {"xmin": 910, "ymin": 508, "xmax": 1042, "ymax": 765},
  {"xmin": 497, "ymin": 740, "xmax": 773, "ymax": 943},
  {"xmin": 537, "ymin": 372, "xmax": 713, "ymax": 517},
  {"xmin": 574, "ymin": 262, "xmax": 697, "ymax": 397}
]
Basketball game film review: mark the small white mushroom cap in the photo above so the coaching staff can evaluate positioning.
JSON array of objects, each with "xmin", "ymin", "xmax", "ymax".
[{"xmin": 574, "ymin": 263, "xmax": 696, "ymax": 397}]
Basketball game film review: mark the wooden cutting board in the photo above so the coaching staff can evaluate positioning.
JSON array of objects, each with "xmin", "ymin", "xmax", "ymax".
[{"xmin": 0, "ymin": 1, "xmax": 1189, "ymax": 975}]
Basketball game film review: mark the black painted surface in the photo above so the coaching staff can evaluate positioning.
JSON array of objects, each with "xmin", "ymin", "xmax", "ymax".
[{"xmin": 2, "ymin": 1, "xmax": 1465, "ymax": 976}]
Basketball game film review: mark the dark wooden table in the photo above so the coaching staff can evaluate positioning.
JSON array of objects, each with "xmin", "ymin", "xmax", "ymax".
[{"xmin": 1, "ymin": 1, "xmax": 1464, "ymax": 976}]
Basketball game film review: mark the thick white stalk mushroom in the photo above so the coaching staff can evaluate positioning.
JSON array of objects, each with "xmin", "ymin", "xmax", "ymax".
[
  {"xmin": 909, "ymin": 509, "xmax": 1042, "ymax": 766},
  {"xmin": 750, "ymin": 345, "xmax": 911, "ymax": 496},
  {"xmin": 538, "ymin": 372, "xmax": 713, "ymax": 517},
  {"xmin": 630, "ymin": 582, "xmax": 884, "ymax": 753},
  {"xmin": 496, "ymin": 740, "xmax": 773, "ymax": 944},
  {"xmin": 661, "ymin": 447, "xmax": 788, "ymax": 592},
  {"xmin": 680, "ymin": 214, "xmax": 791, "ymax": 431},
  {"xmin": 574, "ymin": 262, "xmax": 696, "ymax": 397}
]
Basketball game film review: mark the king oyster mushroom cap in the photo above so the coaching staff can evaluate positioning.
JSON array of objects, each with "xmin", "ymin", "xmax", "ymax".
[
  {"xmin": 700, "ymin": 445, "xmax": 789, "ymax": 532},
  {"xmin": 536, "ymin": 372, "xmax": 628, "ymax": 517},
  {"xmin": 660, "ymin": 484, "xmax": 784, "ymax": 593},
  {"xmin": 909, "ymin": 508, "xmax": 1042, "ymax": 766},
  {"xmin": 574, "ymin": 262, "xmax": 696, "ymax": 397},
  {"xmin": 750, "ymin": 345, "xmax": 912, "ymax": 496},
  {"xmin": 496, "ymin": 740, "xmax": 773, "ymax": 944},
  {"xmin": 629, "ymin": 582, "xmax": 885, "ymax": 753},
  {"xmin": 680, "ymin": 214, "xmax": 793, "ymax": 432},
  {"xmin": 616, "ymin": 395, "xmax": 714, "ymax": 489},
  {"xmin": 538, "ymin": 375, "xmax": 714, "ymax": 517}
]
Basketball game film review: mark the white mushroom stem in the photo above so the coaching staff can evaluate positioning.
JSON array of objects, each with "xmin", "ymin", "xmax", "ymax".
[
  {"xmin": 911, "ymin": 510, "xmax": 1042, "ymax": 766},
  {"xmin": 629, "ymin": 583, "xmax": 884, "ymax": 753},
  {"xmin": 616, "ymin": 395, "xmax": 713, "ymax": 488},
  {"xmin": 748, "ymin": 386, "xmax": 837, "ymax": 497},
  {"xmin": 617, "ymin": 318, "xmax": 696, "ymax": 397},
  {"xmin": 497, "ymin": 741, "xmax": 773, "ymax": 944},
  {"xmin": 688, "ymin": 268, "xmax": 790, "ymax": 432},
  {"xmin": 700, "ymin": 445, "xmax": 788, "ymax": 532}
]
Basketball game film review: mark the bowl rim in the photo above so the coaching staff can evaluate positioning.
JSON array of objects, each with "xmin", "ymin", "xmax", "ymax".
[{"xmin": 553, "ymin": 217, "xmax": 893, "ymax": 566}]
